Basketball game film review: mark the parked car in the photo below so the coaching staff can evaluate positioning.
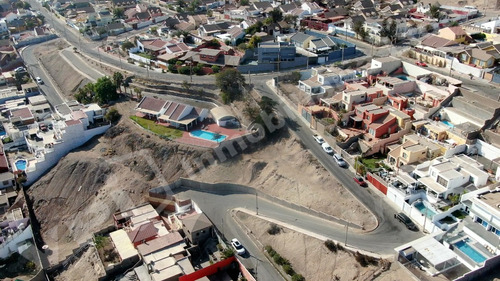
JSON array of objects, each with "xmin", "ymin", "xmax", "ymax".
[
  {"xmin": 231, "ymin": 238, "xmax": 246, "ymax": 255},
  {"xmin": 333, "ymin": 154, "xmax": 347, "ymax": 167},
  {"xmin": 321, "ymin": 142, "xmax": 333, "ymax": 154},
  {"xmin": 394, "ymin": 213, "xmax": 417, "ymax": 230},
  {"xmin": 416, "ymin": 61, "xmax": 427, "ymax": 67},
  {"xmin": 36, "ymin": 77, "xmax": 43, "ymax": 84},
  {"xmin": 353, "ymin": 176, "xmax": 367, "ymax": 187},
  {"xmin": 14, "ymin": 66, "xmax": 26, "ymax": 73},
  {"xmin": 313, "ymin": 134, "xmax": 325, "ymax": 144}
]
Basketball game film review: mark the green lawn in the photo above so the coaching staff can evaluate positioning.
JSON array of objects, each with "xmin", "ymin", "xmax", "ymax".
[
  {"xmin": 130, "ymin": 116, "xmax": 183, "ymax": 139},
  {"xmin": 361, "ymin": 156, "xmax": 386, "ymax": 171}
]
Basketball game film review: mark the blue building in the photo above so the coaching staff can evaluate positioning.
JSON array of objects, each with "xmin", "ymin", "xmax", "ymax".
[{"xmin": 257, "ymin": 42, "xmax": 296, "ymax": 63}]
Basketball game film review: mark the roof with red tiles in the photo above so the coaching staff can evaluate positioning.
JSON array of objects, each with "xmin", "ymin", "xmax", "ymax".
[
  {"xmin": 65, "ymin": 119, "xmax": 82, "ymax": 126},
  {"xmin": 137, "ymin": 96, "xmax": 167, "ymax": 113},
  {"xmin": 10, "ymin": 107, "xmax": 33, "ymax": 120},
  {"xmin": 169, "ymin": 104, "xmax": 186, "ymax": 120},
  {"xmin": 136, "ymin": 232, "xmax": 183, "ymax": 256},
  {"xmin": 128, "ymin": 221, "xmax": 158, "ymax": 244},
  {"xmin": 0, "ymin": 143, "xmax": 8, "ymax": 171}
]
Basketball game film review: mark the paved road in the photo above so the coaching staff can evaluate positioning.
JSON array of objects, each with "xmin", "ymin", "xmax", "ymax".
[{"xmin": 20, "ymin": 45, "xmax": 65, "ymax": 106}]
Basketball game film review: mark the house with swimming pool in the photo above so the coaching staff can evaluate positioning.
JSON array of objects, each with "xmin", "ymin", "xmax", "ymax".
[{"xmin": 135, "ymin": 97, "xmax": 209, "ymax": 131}]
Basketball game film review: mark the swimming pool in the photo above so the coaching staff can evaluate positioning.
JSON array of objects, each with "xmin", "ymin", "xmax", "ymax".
[
  {"xmin": 395, "ymin": 75, "xmax": 414, "ymax": 81},
  {"xmin": 455, "ymin": 240, "xmax": 487, "ymax": 263},
  {"xmin": 414, "ymin": 202, "xmax": 436, "ymax": 218},
  {"xmin": 15, "ymin": 159, "xmax": 27, "ymax": 171},
  {"xmin": 441, "ymin": 120, "xmax": 454, "ymax": 128},
  {"xmin": 190, "ymin": 130, "xmax": 226, "ymax": 142}
]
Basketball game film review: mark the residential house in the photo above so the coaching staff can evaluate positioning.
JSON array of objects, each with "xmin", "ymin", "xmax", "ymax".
[
  {"xmin": 457, "ymin": 48, "xmax": 495, "ymax": 69},
  {"xmin": 9, "ymin": 106, "xmax": 34, "ymax": 126},
  {"xmin": 375, "ymin": 76, "xmax": 416, "ymax": 96},
  {"xmin": 257, "ymin": 42, "xmax": 296, "ymax": 63},
  {"xmin": 387, "ymin": 134, "xmax": 444, "ymax": 169},
  {"xmin": 412, "ymin": 34, "xmax": 459, "ymax": 67},
  {"xmin": 351, "ymin": 103, "xmax": 398, "ymax": 139},
  {"xmin": 301, "ymin": 2, "xmax": 323, "ymax": 15},
  {"xmin": 252, "ymin": 2, "xmax": 273, "ymax": 14},
  {"xmin": 438, "ymin": 26, "xmax": 469, "ymax": 45},
  {"xmin": 136, "ymin": 38, "xmax": 169, "ymax": 56},
  {"xmin": 298, "ymin": 66, "xmax": 356, "ymax": 96},
  {"xmin": 471, "ymin": 16, "xmax": 500, "ymax": 34},
  {"xmin": 198, "ymin": 22, "xmax": 231, "ymax": 37},
  {"xmin": 289, "ymin": 32, "xmax": 314, "ymax": 49},
  {"xmin": 105, "ymin": 22, "xmax": 126, "ymax": 35},
  {"xmin": 110, "ymin": 0, "xmax": 137, "ymax": 10},
  {"xmin": 341, "ymin": 83, "xmax": 383, "ymax": 111},
  {"xmin": 181, "ymin": 212, "xmax": 213, "ymax": 245},
  {"xmin": 460, "ymin": 187, "xmax": 500, "ymax": 255},
  {"xmin": 216, "ymin": 26, "xmax": 245, "ymax": 45},
  {"xmin": 198, "ymin": 48, "xmax": 221, "ymax": 63},
  {"xmin": 414, "ymin": 155, "xmax": 488, "ymax": 203}
]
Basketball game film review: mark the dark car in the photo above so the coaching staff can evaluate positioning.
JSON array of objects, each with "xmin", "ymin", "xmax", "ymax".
[
  {"xmin": 394, "ymin": 212, "xmax": 417, "ymax": 230},
  {"xmin": 353, "ymin": 176, "xmax": 367, "ymax": 187},
  {"xmin": 39, "ymin": 123, "xmax": 48, "ymax": 131}
]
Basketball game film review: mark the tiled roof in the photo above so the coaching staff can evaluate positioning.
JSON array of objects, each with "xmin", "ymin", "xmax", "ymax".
[
  {"xmin": 420, "ymin": 34, "xmax": 457, "ymax": 48},
  {"xmin": 10, "ymin": 107, "xmax": 33, "ymax": 119},
  {"xmin": 136, "ymin": 232, "xmax": 183, "ymax": 256},
  {"xmin": 137, "ymin": 96, "xmax": 167, "ymax": 113},
  {"xmin": 65, "ymin": 119, "xmax": 82, "ymax": 126},
  {"xmin": 0, "ymin": 143, "xmax": 8, "ymax": 171},
  {"xmin": 169, "ymin": 104, "xmax": 186, "ymax": 120},
  {"xmin": 182, "ymin": 213, "xmax": 212, "ymax": 233},
  {"xmin": 128, "ymin": 221, "xmax": 158, "ymax": 244}
]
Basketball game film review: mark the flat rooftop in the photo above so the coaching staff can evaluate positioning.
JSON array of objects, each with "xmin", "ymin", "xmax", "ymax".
[{"xmin": 479, "ymin": 190, "xmax": 500, "ymax": 210}]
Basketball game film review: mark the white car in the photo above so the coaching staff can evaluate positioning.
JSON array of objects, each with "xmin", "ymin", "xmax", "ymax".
[
  {"xmin": 313, "ymin": 134, "xmax": 325, "ymax": 144},
  {"xmin": 333, "ymin": 154, "xmax": 347, "ymax": 167},
  {"xmin": 321, "ymin": 142, "xmax": 333, "ymax": 154},
  {"xmin": 36, "ymin": 77, "xmax": 43, "ymax": 84},
  {"xmin": 14, "ymin": 67, "xmax": 26, "ymax": 73},
  {"xmin": 231, "ymin": 238, "xmax": 246, "ymax": 255}
]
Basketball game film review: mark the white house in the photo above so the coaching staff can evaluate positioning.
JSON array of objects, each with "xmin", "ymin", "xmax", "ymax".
[
  {"xmin": 301, "ymin": 2, "xmax": 323, "ymax": 15},
  {"xmin": 460, "ymin": 186, "xmax": 500, "ymax": 255},
  {"xmin": 414, "ymin": 155, "xmax": 489, "ymax": 203},
  {"xmin": 0, "ymin": 20, "xmax": 8, "ymax": 35}
]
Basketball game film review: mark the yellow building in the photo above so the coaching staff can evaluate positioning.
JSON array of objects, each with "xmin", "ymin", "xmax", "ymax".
[
  {"xmin": 438, "ymin": 26, "xmax": 468, "ymax": 44},
  {"xmin": 387, "ymin": 134, "xmax": 444, "ymax": 168}
]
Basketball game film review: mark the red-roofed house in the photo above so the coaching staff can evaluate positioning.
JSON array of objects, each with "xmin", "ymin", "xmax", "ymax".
[
  {"xmin": 128, "ymin": 221, "xmax": 159, "ymax": 247},
  {"xmin": 9, "ymin": 107, "xmax": 34, "ymax": 125},
  {"xmin": 438, "ymin": 26, "xmax": 470, "ymax": 45},
  {"xmin": 136, "ymin": 38, "xmax": 169, "ymax": 56},
  {"xmin": 135, "ymin": 96, "xmax": 167, "ymax": 119},
  {"xmin": 352, "ymin": 103, "xmax": 397, "ymax": 138}
]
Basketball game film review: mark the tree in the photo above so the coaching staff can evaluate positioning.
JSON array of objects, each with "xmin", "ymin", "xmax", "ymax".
[
  {"xmin": 429, "ymin": 4, "xmax": 441, "ymax": 21},
  {"xmin": 425, "ymin": 24, "xmax": 433, "ymax": 33},
  {"xmin": 243, "ymin": 105, "xmax": 260, "ymax": 121},
  {"xmin": 248, "ymin": 35, "xmax": 262, "ymax": 49},
  {"xmin": 353, "ymin": 21, "xmax": 364, "ymax": 40},
  {"xmin": 284, "ymin": 15, "xmax": 298, "ymax": 25},
  {"xmin": 269, "ymin": 8, "xmax": 283, "ymax": 23},
  {"xmin": 121, "ymin": 40, "xmax": 134, "ymax": 51},
  {"xmin": 258, "ymin": 96, "xmax": 277, "ymax": 114},
  {"xmin": 182, "ymin": 80, "xmax": 191, "ymax": 92},
  {"xmin": 211, "ymin": 65, "xmax": 220, "ymax": 73},
  {"xmin": 134, "ymin": 87, "xmax": 143, "ymax": 100},
  {"xmin": 113, "ymin": 8, "xmax": 124, "ymax": 19},
  {"xmin": 75, "ymin": 82, "xmax": 95, "ymax": 104},
  {"xmin": 112, "ymin": 72, "xmax": 124, "ymax": 93},
  {"xmin": 105, "ymin": 107, "xmax": 121, "ymax": 123},
  {"xmin": 239, "ymin": 0, "xmax": 249, "ymax": 5},
  {"xmin": 94, "ymin": 76, "xmax": 117, "ymax": 104},
  {"xmin": 380, "ymin": 18, "xmax": 397, "ymax": 42},
  {"xmin": 215, "ymin": 69, "xmax": 246, "ymax": 104},
  {"xmin": 207, "ymin": 9, "xmax": 213, "ymax": 17},
  {"xmin": 449, "ymin": 21, "xmax": 459, "ymax": 27}
]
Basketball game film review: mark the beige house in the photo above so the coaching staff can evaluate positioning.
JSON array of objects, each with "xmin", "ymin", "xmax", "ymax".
[
  {"xmin": 438, "ymin": 26, "xmax": 469, "ymax": 44},
  {"xmin": 387, "ymin": 134, "xmax": 444, "ymax": 168}
]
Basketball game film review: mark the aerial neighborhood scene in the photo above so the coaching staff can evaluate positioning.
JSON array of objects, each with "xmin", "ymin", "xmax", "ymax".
[{"xmin": 1, "ymin": 0, "xmax": 500, "ymax": 280}]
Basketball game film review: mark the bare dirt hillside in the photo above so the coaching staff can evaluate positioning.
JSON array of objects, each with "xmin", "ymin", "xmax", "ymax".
[
  {"xmin": 235, "ymin": 211, "xmax": 409, "ymax": 281},
  {"xmin": 194, "ymin": 133, "xmax": 376, "ymax": 230},
  {"xmin": 34, "ymin": 40, "xmax": 92, "ymax": 98},
  {"xmin": 28, "ymin": 125, "xmax": 211, "ymax": 264}
]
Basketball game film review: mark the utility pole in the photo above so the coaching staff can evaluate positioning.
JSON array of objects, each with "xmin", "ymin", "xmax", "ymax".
[
  {"xmin": 344, "ymin": 223, "xmax": 349, "ymax": 246},
  {"xmin": 189, "ymin": 57, "xmax": 192, "ymax": 82},
  {"xmin": 255, "ymin": 192, "xmax": 259, "ymax": 215}
]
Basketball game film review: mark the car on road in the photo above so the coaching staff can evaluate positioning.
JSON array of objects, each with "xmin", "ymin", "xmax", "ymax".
[
  {"xmin": 333, "ymin": 154, "xmax": 347, "ymax": 167},
  {"xmin": 416, "ymin": 61, "xmax": 427, "ymax": 67},
  {"xmin": 321, "ymin": 142, "xmax": 333, "ymax": 154},
  {"xmin": 313, "ymin": 134, "xmax": 325, "ymax": 144},
  {"xmin": 353, "ymin": 176, "xmax": 367, "ymax": 187},
  {"xmin": 231, "ymin": 238, "xmax": 246, "ymax": 255},
  {"xmin": 36, "ymin": 77, "xmax": 43, "ymax": 84},
  {"xmin": 14, "ymin": 67, "xmax": 26, "ymax": 73},
  {"xmin": 394, "ymin": 213, "xmax": 417, "ymax": 230}
]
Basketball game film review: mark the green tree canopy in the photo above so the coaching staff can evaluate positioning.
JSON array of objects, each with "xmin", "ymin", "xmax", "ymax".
[
  {"xmin": 113, "ymin": 8, "xmax": 124, "ymax": 19},
  {"xmin": 113, "ymin": 72, "xmax": 124, "ymax": 93},
  {"xmin": 258, "ymin": 96, "xmax": 277, "ymax": 114},
  {"xmin": 269, "ymin": 8, "xmax": 283, "ymax": 23},
  {"xmin": 121, "ymin": 40, "xmax": 134, "ymax": 51},
  {"xmin": 248, "ymin": 35, "xmax": 262, "ymax": 48},
  {"xmin": 94, "ymin": 76, "xmax": 118, "ymax": 104},
  {"xmin": 215, "ymin": 69, "xmax": 246, "ymax": 104}
]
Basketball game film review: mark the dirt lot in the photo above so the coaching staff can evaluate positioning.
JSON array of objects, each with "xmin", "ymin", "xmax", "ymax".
[
  {"xmin": 235, "ymin": 211, "xmax": 412, "ymax": 281},
  {"xmin": 34, "ymin": 40, "xmax": 92, "ymax": 99}
]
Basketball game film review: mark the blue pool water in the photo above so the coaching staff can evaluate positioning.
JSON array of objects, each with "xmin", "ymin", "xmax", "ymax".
[
  {"xmin": 15, "ymin": 159, "xmax": 27, "ymax": 171},
  {"xmin": 190, "ymin": 130, "xmax": 226, "ymax": 142},
  {"xmin": 395, "ymin": 75, "xmax": 414, "ymax": 81},
  {"xmin": 0, "ymin": 131, "xmax": 5, "ymax": 136},
  {"xmin": 442, "ymin": 120, "xmax": 454, "ymax": 128},
  {"xmin": 414, "ymin": 202, "xmax": 436, "ymax": 218},
  {"xmin": 455, "ymin": 241, "xmax": 487, "ymax": 263}
]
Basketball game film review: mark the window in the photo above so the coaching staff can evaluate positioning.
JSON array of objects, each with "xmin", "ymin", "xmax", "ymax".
[
  {"xmin": 402, "ymin": 152, "xmax": 408, "ymax": 159},
  {"xmin": 436, "ymin": 175, "xmax": 448, "ymax": 187},
  {"xmin": 2, "ymin": 180, "xmax": 8, "ymax": 185},
  {"xmin": 482, "ymin": 220, "xmax": 489, "ymax": 228}
]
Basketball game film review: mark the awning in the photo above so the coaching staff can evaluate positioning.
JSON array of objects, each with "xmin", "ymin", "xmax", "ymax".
[
  {"xmin": 419, "ymin": 176, "xmax": 446, "ymax": 194},
  {"xmin": 412, "ymin": 237, "xmax": 456, "ymax": 267}
]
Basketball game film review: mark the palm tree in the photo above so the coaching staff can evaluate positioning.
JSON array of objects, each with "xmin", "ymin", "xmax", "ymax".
[
  {"xmin": 212, "ymin": 132, "xmax": 222, "ymax": 143},
  {"xmin": 113, "ymin": 72, "xmax": 124, "ymax": 93}
]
